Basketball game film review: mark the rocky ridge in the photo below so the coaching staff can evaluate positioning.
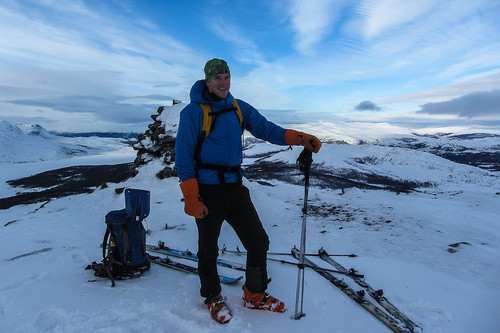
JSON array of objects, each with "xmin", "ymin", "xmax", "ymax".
[{"xmin": 133, "ymin": 100, "xmax": 183, "ymax": 179}]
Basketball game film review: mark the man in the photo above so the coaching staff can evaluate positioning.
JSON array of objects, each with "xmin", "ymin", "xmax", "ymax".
[{"xmin": 175, "ymin": 58, "xmax": 321, "ymax": 324}]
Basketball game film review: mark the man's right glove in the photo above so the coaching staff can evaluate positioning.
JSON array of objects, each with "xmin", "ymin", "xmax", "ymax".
[
  {"xmin": 284, "ymin": 129, "xmax": 322, "ymax": 153},
  {"xmin": 179, "ymin": 178, "xmax": 209, "ymax": 219}
]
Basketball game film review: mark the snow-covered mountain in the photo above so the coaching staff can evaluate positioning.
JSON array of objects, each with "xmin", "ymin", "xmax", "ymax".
[
  {"xmin": 131, "ymin": 104, "xmax": 500, "ymax": 190},
  {"xmin": 1, "ymin": 110, "xmax": 499, "ymax": 332},
  {"xmin": 2, "ymin": 109, "xmax": 499, "ymax": 175},
  {"xmin": 0, "ymin": 120, "xmax": 135, "ymax": 163}
]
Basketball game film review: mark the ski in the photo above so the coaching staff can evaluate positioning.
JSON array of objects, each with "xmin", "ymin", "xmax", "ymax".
[
  {"xmin": 221, "ymin": 244, "xmax": 356, "ymax": 257},
  {"xmin": 268, "ymin": 257, "xmax": 365, "ymax": 277},
  {"xmin": 217, "ymin": 245, "xmax": 360, "ymax": 276},
  {"xmin": 148, "ymin": 255, "xmax": 243, "ymax": 285},
  {"xmin": 318, "ymin": 248, "xmax": 422, "ymax": 333},
  {"xmin": 146, "ymin": 244, "xmax": 246, "ymax": 271},
  {"xmin": 291, "ymin": 247, "xmax": 409, "ymax": 333}
]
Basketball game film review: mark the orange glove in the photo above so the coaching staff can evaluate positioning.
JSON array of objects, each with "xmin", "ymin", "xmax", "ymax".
[
  {"xmin": 179, "ymin": 178, "xmax": 209, "ymax": 219},
  {"xmin": 284, "ymin": 129, "xmax": 322, "ymax": 153}
]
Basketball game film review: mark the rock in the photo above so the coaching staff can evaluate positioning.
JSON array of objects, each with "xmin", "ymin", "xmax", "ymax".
[{"xmin": 133, "ymin": 100, "xmax": 181, "ymax": 179}]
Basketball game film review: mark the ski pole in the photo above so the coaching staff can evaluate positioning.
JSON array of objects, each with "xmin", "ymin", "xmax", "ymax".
[{"xmin": 294, "ymin": 147, "xmax": 313, "ymax": 320}]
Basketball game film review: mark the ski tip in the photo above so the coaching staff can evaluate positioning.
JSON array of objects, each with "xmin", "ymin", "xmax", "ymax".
[{"xmin": 220, "ymin": 275, "xmax": 243, "ymax": 284}]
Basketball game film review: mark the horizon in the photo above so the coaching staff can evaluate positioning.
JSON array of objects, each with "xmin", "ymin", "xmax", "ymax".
[{"xmin": 1, "ymin": 1, "xmax": 500, "ymax": 133}]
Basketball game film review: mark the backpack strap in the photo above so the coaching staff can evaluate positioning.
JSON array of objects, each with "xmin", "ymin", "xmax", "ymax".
[
  {"xmin": 120, "ymin": 222, "xmax": 132, "ymax": 263},
  {"xmin": 101, "ymin": 226, "xmax": 116, "ymax": 287},
  {"xmin": 200, "ymin": 103, "xmax": 212, "ymax": 138},
  {"xmin": 102, "ymin": 227, "xmax": 110, "ymax": 259},
  {"xmin": 196, "ymin": 164, "xmax": 241, "ymax": 184},
  {"xmin": 199, "ymin": 99, "xmax": 243, "ymax": 138},
  {"xmin": 232, "ymin": 99, "xmax": 243, "ymax": 129},
  {"xmin": 194, "ymin": 100, "xmax": 245, "ymax": 184}
]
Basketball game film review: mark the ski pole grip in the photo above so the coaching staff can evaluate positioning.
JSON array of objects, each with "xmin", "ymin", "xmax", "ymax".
[{"xmin": 297, "ymin": 147, "xmax": 313, "ymax": 175}]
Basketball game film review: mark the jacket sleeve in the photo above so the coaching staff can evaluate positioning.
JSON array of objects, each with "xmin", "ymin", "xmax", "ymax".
[
  {"xmin": 175, "ymin": 104, "xmax": 201, "ymax": 182},
  {"xmin": 238, "ymin": 100, "xmax": 288, "ymax": 145}
]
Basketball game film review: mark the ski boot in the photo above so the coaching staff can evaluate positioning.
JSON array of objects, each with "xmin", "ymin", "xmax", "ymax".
[
  {"xmin": 205, "ymin": 294, "xmax": 232, "ymax": 324},
  {"xmin": 242, "ymin": 285, "xmax": 286, "ymax": 312}
]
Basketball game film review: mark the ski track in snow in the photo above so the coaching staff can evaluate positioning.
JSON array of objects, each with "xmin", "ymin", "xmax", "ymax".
[{"xmin": 1, "ymin": 130, "xmax": 500, "ymax": 332}]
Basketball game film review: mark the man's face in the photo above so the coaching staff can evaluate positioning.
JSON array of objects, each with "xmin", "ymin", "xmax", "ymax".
[{"xmin": 207, "ymin": 73, "xmax": 231, "ymax": 99}]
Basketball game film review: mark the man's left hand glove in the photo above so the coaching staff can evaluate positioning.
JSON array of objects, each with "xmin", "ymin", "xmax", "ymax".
[{"xmin": 285, "ymin": 129, "xmax": 322, "ymax": 153}]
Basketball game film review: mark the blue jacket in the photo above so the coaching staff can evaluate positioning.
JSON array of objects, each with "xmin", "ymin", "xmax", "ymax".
[{"xmin": 175, "ymin": 80, "xmax": 288, "ymax": 184}]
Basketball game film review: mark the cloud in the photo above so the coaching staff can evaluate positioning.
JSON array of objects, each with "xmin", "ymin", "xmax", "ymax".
[
  {"xmin": 0, "ymin": 3, "xmax": 203, "ymax": 88},
  {"xmin": 355, "ymin": 0, "xmax": 500, "ymax": 81},
  {"xmin": 287, "ymin": 0, "xmax": 342, "ymax": 54},
  {"xmin": 377, "ymin": 71, "xmax": 500, "ymax": 105},
  {"xmin": 360, "ymin": 0, "xmax": 437, "ymax": 39},
  {"xmin": 1, "ymin": 1, "xmax": 500, "ymax": 133},
  {"xmin": 207, "ymin": 17, "xmax": 266, "ymax": 66},
  {"xmin": 6, "ymin": 94, "xmax": 168, "ymax": 124},
  {"xmin": 417, "ymin": 90, "xmax": 500, "ymax": 117},
  {"xmin": 0, "ymin": 2, "xmax": 203, "ymax": 131},
  {"xmin": 354, "ymin": 100, "xmax": 382, "ymax": 111}
]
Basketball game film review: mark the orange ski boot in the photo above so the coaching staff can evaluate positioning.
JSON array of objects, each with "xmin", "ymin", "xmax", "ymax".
[
  {"xmin": 242, "ymin": 285, "xmax": 286, "ymax": 313},
  {"xmin": 205, "ymin": 294, "xmax": 233, "ymax": 324}
]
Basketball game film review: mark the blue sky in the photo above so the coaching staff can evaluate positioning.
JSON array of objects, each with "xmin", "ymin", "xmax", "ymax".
[{"xmin": 1, "ymin": 0, "xmax": 500, "ymax": 132}]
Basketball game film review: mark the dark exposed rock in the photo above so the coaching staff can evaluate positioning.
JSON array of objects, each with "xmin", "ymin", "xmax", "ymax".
[
  {"xmin": 1, "ymin": 163, "xmax": 135, "ymax": 209},
  {"xmin": 244, "ymin": 160, "xmax": 433, "ymax": 193}
]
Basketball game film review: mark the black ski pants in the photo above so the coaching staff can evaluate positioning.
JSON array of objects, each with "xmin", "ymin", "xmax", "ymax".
[{"xmin": 196, "ymin": 183, "xmax": 269, "ymax": 299}]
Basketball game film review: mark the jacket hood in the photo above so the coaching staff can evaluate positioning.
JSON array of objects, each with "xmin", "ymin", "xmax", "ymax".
[{"xmin": 189, "ymin": 80, "xmax": 234, "ymax": 108}]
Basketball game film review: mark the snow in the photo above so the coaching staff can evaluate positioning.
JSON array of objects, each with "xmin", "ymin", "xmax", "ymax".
[
  {"xmin": 1, "ymin": 120, "xmax": 500, "ymax": 333},
  {"xmin": 0, "ymin": 120, "xmax": 134, "ymax": 164}
]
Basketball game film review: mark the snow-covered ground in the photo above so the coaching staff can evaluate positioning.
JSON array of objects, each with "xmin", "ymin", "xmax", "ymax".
[{"xmin": 1, "ymin": 121, "xmax": 499, "ymax": 332}]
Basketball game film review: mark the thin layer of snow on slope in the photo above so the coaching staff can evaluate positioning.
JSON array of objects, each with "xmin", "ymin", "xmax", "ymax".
[
  {"xmin": 263, "ymin": 144, "xmax": 500, "ymax": 192},
  {"xmin": 0, "ymin": 121, "xmax": 132, "ymax": 163},
  {"xmin": 1, "ymin": 139, "xmax": 500, "ymax": 333},
  {"xmin": 378, "ymin": 133, "xmax": 500, "ymax": 152}
]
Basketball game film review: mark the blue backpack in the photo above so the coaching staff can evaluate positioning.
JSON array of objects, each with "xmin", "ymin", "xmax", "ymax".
[{"xmin": 87, "ymin": 188, "xmax": 151, "ymax": 286}]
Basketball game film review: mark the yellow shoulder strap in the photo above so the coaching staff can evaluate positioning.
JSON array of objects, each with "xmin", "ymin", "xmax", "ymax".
[
  {"xmin": 232, "ymin": 99, "xmax": 243, "ymax": 128},
  {"xmin": 199, "ymin": 100, "xmax": 244, "ymax": 138},
  {"xmin": 199, "ymin": 103, "xmax": 212, "ymax": 137}
]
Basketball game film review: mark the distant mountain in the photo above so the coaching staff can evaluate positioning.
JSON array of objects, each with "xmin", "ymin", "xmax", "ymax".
[
  {"xmin": 51, "ymin": 131, "xmax": 140, "ymax": 140},
  {"xmin": 2, "ymin": 115, "xmax": 499, "ymax": 174},
  {"xmin": 0, "ymin": 121, "xmax": 134, "ymax": 163},
  {"xmin": 374, "ymin": 133, "xmax": 500, "ymax": 172},
  {"xmin": 2, "ymin": 115, "xmax": 499, "ymax": 209},
  {"xmin": 415, "ymin": 132, "xmax": 500, "ymax": 140}
]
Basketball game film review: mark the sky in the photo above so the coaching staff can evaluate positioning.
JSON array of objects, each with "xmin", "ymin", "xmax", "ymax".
[{"xmin": 1, "ymin": 0, "xmax": 500, "ymax": 133}]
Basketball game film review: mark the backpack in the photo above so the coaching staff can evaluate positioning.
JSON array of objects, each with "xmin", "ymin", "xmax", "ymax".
[
  {"xmin": 86, "ymin": 188, "xmax": 151, "ymax": 286},
  {"xmin": 195, "ymin": 99, "xmax": 245, "ymax": 184}
]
